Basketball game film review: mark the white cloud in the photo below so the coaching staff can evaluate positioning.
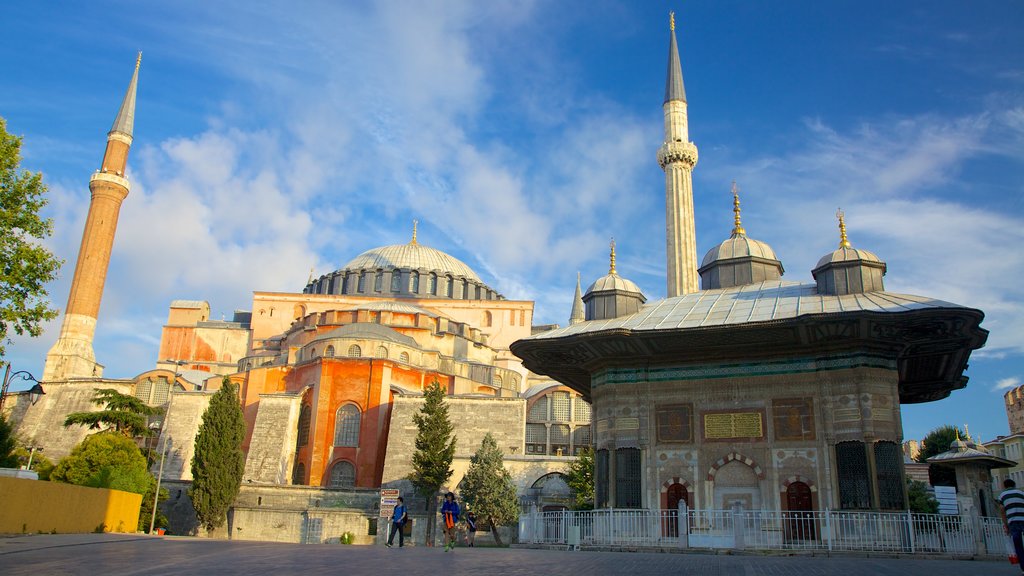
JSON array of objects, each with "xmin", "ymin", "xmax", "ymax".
[{"xmin": 995, "ymin": 377, "xmax": 1021, "ymax": 391}]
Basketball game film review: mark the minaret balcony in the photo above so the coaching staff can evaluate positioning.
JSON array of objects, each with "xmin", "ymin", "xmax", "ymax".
[
  {"xmin": 657, "ymin": 141, "xmax": 698, "ymax": 169},
  {"xmin": 89, "ymin": 171, "xmax": 131, "ymax": 193}
]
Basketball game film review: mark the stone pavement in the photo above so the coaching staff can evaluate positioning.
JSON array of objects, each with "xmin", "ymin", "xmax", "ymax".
[{"xmin": 0, "ymin": 534, "xmax": 1018, "ymax": 576}]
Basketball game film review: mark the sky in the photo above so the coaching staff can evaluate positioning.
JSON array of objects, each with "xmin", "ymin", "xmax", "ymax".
[{"xmin": 2, "ymin": 1, "xmax": 1022, "ymax": 444}]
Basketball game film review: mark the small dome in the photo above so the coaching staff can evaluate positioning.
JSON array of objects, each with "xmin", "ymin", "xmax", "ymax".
[
  {"xmin": 814, "ymin": 247, "xmax": 883, "ymax": 269},
  {"xmin": 586, "ymin": 273, "xmax": 643, "ymax": 295},
  {"xmin": 343, "ymin": 243, "xmax": 481, "ymax": 281},
  {"xmin": 701, "ymin": 234, "xmax": 779, "ymax": 267}
]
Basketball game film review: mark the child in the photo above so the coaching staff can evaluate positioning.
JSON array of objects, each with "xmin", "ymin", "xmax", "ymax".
[
  {"xmin": 440, "ymin": 492, "xmax": 460, "ymax": 551},
  {"xmin": 465, "ymin": 509, "xmax": 477, "ymax": 547}
]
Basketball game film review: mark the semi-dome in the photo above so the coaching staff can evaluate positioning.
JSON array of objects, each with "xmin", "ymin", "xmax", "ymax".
[{"xmin": 343, "ymin": 243, "xmax": 481, "ymax": 281}]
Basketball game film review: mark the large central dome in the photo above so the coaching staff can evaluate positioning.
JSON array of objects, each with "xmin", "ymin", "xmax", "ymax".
[{"xmin": 343, "ymin": 243, "xmax": 481, "ymax": 282}]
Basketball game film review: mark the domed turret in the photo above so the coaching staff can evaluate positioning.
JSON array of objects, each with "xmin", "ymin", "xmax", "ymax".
[
  {"xmin": 304, "ymin": 221, "xmax": 503, "ymax": 300},
  {"xmin": 811, "ymin": 210, "xmax": 886, "ymax": 295},
  {"xmin": 698, "ymin": 182, "xmax": 784, "ymax": 290},
  {"xmin": 582, "ymin": 240, "xmax": 646, "ymax": 321}
]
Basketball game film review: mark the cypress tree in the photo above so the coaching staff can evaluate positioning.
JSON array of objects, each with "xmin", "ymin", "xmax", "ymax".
[
  {"xmin": 409, "ymin": 380, "xmax": 456, "ymax": 546},
  {"xmin": 460, "ymin": 433, "xmax": 519, "ymax": 546},
  {"xmin": 189, "ymin": 378, "xmax": 246, "ymax": 533}
]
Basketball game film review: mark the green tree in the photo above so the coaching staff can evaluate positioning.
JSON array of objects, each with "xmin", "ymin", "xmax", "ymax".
[
  {"xmin": 409, "ymin": 380, "xmax": 456, "ymax": 546},
  {"xmin": 64, "ymin": 388, "xmax": 163, "ymax": 438},
  {"xmin": 189, "ymin": 378, "xmax": 245, "ymax": 533},
  {"xmin": 916, "ymin": 425, "xmax": 964, "ymax": 487},
  {"xmin": 51, "ymin": 432, "xmax": 151, "ymax": 493},
  {"xmin": 459, "ymin": 433, "xmax": 519, "ymax": 546},
  {"xmin": 11, "ymin": 446, "xmax": 54, "ymax": 479},
  {"xmin": 0, "ymin": 117, "xmax": 63, "ymax": 358},
  {"xmin": 907, "ymin": 478, "xmax": 939, "ymax": 514},
  {"xmin": 564, "ymin": 446, "xmax": 595, "ymax": 510},
  {"xmin": 0, "ymin": 414, "xmax": 17, "ymax": 467}
]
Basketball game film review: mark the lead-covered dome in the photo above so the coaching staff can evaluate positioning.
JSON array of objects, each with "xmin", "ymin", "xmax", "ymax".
[
  {"xmin": 344, "ymin": 243, "xmax": 481, "ymax": 282},
  {"xmin": 811, "ymin": 212, "xmax": 886, "ymax": 296},
  {"xmin": 698, "ymin": 185, "xmax": 784, "ymax": 290}
]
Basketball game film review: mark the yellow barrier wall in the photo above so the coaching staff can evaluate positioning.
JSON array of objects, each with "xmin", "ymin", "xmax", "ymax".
[{"xmin": 0, "ymin": 477, "xmax": 142, "ymax": 534}]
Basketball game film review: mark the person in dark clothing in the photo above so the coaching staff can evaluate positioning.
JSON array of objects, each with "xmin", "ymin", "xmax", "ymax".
[
  {"xmin": 386, "ymin": 496, "xmax": 408, "ymax": 548},
  {"xmin": 465, "ymin": 509, "xmax": 477, "ymax": 547},
  {"xmin": 441, "ymin": 492, "xmax": 460, "ymax": 551}
]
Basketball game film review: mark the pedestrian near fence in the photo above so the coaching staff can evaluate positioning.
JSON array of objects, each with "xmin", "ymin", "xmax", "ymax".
[{"xmin": 386, "ymin": 497, "xmax": 407, "ymax": 548}]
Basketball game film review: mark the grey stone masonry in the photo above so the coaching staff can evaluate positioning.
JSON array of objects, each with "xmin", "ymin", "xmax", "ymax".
[{"xmin": 243, "ymin": 392, "xmax": 302, "ymax": 484}]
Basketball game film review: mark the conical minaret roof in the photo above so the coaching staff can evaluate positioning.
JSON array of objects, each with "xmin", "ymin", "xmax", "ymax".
[
  {"xmin": 110, "ymin": 52, "xmax": 141, "ymax": 137},
  {"xmin": 664, "ymin": 12, "xmax": 686, "ymax": 104},
  {"xmin": 569, "ymin": 272, "xmax": 585, "ymax": 325}
]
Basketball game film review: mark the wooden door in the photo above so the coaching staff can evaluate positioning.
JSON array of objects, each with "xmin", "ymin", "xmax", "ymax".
[{"xmin": 786, "ymin": 481, "xmax": 815, "ymax": 540}]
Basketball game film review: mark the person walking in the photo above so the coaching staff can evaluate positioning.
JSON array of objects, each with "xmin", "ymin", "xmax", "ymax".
[
  {"xmin": 465, "ymin": 509, "xmax": 477, "ymax": 547},
  {"xmin": 441, "ymin": 492, "xmax": 460, "ymax": 552},
  {"xmin": 1000, "ymin": 478, "xmax": 1024, "ymax": 573},
  {"xmin": 386, "ymin": 496, "xmax": 408, "ymax": 548}
]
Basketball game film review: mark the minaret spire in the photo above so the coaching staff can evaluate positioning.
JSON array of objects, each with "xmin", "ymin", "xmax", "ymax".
[
  {"xmin": 410, "ymin": 219, "xmax": 419, "ymax": 245},
  {"xmin": 731, "ymin": 181, "xmax": 745, "ymax": 237},
  {"xmin": 44, "ymin": 56, "xmax": 141, "ymax": 381},
  {"xmin": 836, "ymin": 208, "xmax": 851, "ymax": 249},
  {"xmin": 657, "ymin": 12, "xmax": 700, "ymax": 297},
  {"xmin": 609, "ymin": 238, "xmax": 617, "ymax": 275},
  {"xmin": 569, "ymin": 272, "xmax": 585, "ymax": 326}
]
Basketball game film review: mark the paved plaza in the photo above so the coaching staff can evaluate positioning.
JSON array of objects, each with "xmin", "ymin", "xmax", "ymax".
[{"xmin": 0, "ymin": 534, "xmax": 1017, "ymax": 576}]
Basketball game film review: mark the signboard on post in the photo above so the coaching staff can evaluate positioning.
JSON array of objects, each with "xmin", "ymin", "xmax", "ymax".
[{"xmin": 380, "ymin": 488, "xmax": 400, "ymax": 518}]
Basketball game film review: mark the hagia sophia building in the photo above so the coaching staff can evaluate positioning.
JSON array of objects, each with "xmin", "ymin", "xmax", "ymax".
[{"xmin": 6, "ymin": 15, "xmax": 989, "ymax": 540}]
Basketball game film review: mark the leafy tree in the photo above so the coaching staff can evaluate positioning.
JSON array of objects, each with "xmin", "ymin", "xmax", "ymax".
[
  {"xmin": 50, "ymin": 432, "xmax": 151, "ymax": 493},
  {"xmin": 11, "ymin": 446, "xmax": 54, "ymax": 479},
  {"xmin": 140, "ymin": 483, "xmax": 170, "ymax": 533},
  {"xmin": 409, "ymin": 380, "xmax": 456, "ymax": 546},
  {"xmin": 917, "ymin": 425, "xmax": 964, "ymax": 487},
  {"xmin": 64, "ymin": 388, "xmax": 163, "ymax": 438},
  {"xmin": 0, "ymin": 414, "xmax": 17, "ymax": 467},
  {"xmin": 564, "ymin": 446, "xmax": 595, "ymax": 510},
  {"xmin": 0, "ymin": 117, "xmax": 63, "ymax": 358},
  {"xmin": 459, "ymin": 433, "xmax": 519, "ymax": 546},
  {"xmin": 907, "ymin": 478, "xmax": 939, "ymax": 514},
  {"xmin": 189, "ymin": 378, "xmax": 245, "ymax": 533}
]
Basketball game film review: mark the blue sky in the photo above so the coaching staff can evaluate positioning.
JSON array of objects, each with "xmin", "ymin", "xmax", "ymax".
[{"xmin": 2, "ymin": 1, "xmax": 1022, "ymax": 443}]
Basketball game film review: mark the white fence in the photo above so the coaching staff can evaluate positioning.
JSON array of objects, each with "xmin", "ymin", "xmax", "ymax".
[{"xmin": 519, "ymin": 507, "xmax": 1006, "ymax": 556}]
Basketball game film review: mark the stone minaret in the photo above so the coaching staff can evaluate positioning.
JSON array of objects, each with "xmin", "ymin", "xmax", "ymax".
[
  {"xmin": 43, "ymin": 54, "xmax": 141, "ymax": 381},
  {"xmin": 569, "ymin": 272, "xmax": 585, "ymax": 326},
  {"xmin": 656, "ymin": 12, "xmax": 700, "ymax": 297}
]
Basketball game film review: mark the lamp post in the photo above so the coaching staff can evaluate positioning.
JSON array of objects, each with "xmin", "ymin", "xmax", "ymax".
[
  {"xmin": 149, "ymin": 359, "xmax": 186, "ymax": 535},
  {"xmin": 0, "ymin": 363, "xmax": 42, "ymax": 413}
]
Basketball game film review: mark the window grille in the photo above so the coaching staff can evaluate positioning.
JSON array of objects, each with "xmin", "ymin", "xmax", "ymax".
[
  {"xmin": 152, "ymin": 381, "xmax": 170, "ymax": 405},
  {"xmin": 596, "ymin": 449, "xmax": 610, "ymax": 508},
  {"xmin": 446, "ymin": 277, "xmax": 453, "ymax": 297},
  {"xmin": 836, "ymin": 441, "xmax": 871, "ymax": 509},
  {"xmin": 410, "ymin": 271, "xmax": 419, "ymax": 293},
  {"xmin": 391, "ymin": 272, "xmax": 402, "ymax": 292},
  {"xmin": 573, "ymin": 398, "xmax": 592, "ymax": 422},
  {"xmin": 399, "ymin": 352, "xmax": 410, "ymax": 363},
  {"xmin": 875, "ymin": 441, "xmax": 905, "ymax": 509},
  {"xmin": 493, "ymin": 375, "xmax": 503, "ymax": 388},
  {"xmin": 572, "ymin": 426, "xmax": 591, "ymax": 453},
  {"xmin": 550, "ymin": 424, "xmax": 570, "ymax": 455},
  {"xmin": 297, "ymin": 405, "xmax": 311, "ymax": 448},
  {"xmin": 551, "ymin": 392, "xmax": 571, "ymax": 422},
  {"xmin": 357, "ymin": 272, "xmax": 366, "ymax": 293},
  {"xmin": 374, "ymin": 271, "xmax": 383, "ymax": 292},
  {"xmin": 526, "ymin": 424, "xmax": 547, "ymax": 454},
  {"xmin": 325, "ymin": 345, "xmax": 335, "ymax": 358},
  {"xmin": 615, "ymin": 448, "xmax": 642, "ymax": 508},
  {"xmin": 134, "ymin": 379, "xmax": 153, "ymax": 403},
  {"xmin": 334, "ymin": 404, "xmax": 361, "ymax": 447},
  {"xmin": 329, "ymin": 461, "xmax": 356, "ymax": 488},
  {"xmin": 429, "ymin": 273, "xmax": 437, "ymax": 295},
  {"xmin": 375, "ymin": 346, "xmax": 388, "ymax": 359},
  {"xmin": 292, "ymin": 462, "xmax": 305, "ymax": 485},
  {"xmin": 528, "ymin": 397, "xmax": 549, "ymax": 422},
  {"xmin": 347, "ymin": 344, "xmax": 361, "ymax": 358}
]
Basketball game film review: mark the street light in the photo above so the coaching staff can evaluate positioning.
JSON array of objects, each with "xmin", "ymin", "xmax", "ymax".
[
  {"xmin": 0, "ymin": 363, "xmax": 41, "ymax": 413},
  {"xmin": 149, "ymin": 359, "xmax": 186, "ymax": 535}
]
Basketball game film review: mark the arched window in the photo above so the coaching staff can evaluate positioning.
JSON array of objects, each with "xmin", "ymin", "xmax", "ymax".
[
  {"xmin": 410, "ymin": 271, "xmax": 420, "ymax": 293},
  {"xmin": 357, "ymin": 272, "xmax": 366, "ymax": 293},
  {"xmin": 292, "ymin": 462, "xmax": 306, "ymax": 485},
  {"xmin": 528, "ymin": 396, "xmax": 549, "ymax": 421},
  {"xmin": 134, "ymin": 379, "xmax": 153, "ymax": 402},
  {"xmin": 429, "ymin": 273, "xmax": 437, "ymax": 295},
  {"xmin": 376, "ymin": 346, "xmax": 388, "ymax": 359},
  {"xmin": 348, "ymin": 344, "xmax": 361, "ymax": 357},
  {"xmin": 297, "ymin": 405, "xmax": 311, "ymax": 448},
  {"xmin": 445, "ymin": 276, "xmax": 453, "ymax": 297},
  {"xmin": 399, "ymin": 351, "xmax": 410, "ymax": 363},
  {"xmin": 374, "ymin": 271, "xmax": 383, "ymax": 292},
  {"xmin": 551, "ymin": 392, "xmax": 571, "ymax": 422},
  {"xmin": 325, "ymin": 345, "xmax": 335, "ymax": 358},
  {"xmin": 573, "ymin": 397, "xmax": 592, "ymax": 422},
  {"xmin": 493, "ymin": 374, "xmax": 503, "ymax": 388},
  {"xmin": 293, "ymin": 304, "xmax": 306, "ymax": 320},
  {"xmin": 334, "ymin": 404, "xmax": 361, "ymax": 447},
  {"xmin": 329, "ymin": 461, "xmax": 356, "ymax": 488},
  {"xmin": 484, "ymin": 310, "xmax": 492, "ymax": 327},
  {"xmin": 391, "ymin": 271, "xmax": 402, "ymax": 292}
]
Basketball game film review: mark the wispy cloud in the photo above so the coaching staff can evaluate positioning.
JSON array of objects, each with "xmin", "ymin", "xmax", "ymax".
[{"xmin": 996, "ymin": 377, "xmax": 1021, "ymax": 391}]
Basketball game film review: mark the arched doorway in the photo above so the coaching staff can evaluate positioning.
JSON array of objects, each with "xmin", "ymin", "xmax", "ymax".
[
  {"xmin": 785, "ymin": 481, "xmax": 815, "ymax": 540},
  {"xmin": 663, "ymin": 483, "xmax": 689, "ymax": 537}
]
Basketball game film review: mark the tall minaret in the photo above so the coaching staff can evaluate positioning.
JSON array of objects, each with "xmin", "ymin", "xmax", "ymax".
[
  {"xmin": 656, "ymin": 12, "xmax": 699, "ymax": 297},
  {"xmin": 43, "ymin": 54, "xmax": 141, "ymax": 381}
]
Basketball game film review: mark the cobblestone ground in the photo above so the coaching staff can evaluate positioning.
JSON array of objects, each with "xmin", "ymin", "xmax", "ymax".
[{"xmin": 0, "ymin": 535, "xmax": 1019, "ymax": 576}]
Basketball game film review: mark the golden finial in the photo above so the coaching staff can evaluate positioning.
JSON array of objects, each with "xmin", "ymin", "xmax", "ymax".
[
  {"xmin": 135, "ymin": 51, "xmax": 142, "ymax": 71},
  {"xmin": 964, "ymin": 423, "xmax": 971, "ymax": 442},
  {"xmin": 669, "ymin": 11, "xmax": 675, "ymax": 31},
  {"xmin": 411, "ymin": 220, "xmax": 419, "ymax": 245},
  {"xmin": 609, "ymin": 238, "xmax": 617, "ymax": 275},
  {"xmin": 836, "ymin": 208, "xmax": 851, "ymax": 249},
  {"xmin": 731, "ymin": 180, "xmax": 745, "ymax": 236}
]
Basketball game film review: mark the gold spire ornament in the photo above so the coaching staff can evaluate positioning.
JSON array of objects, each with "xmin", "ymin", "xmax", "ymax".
[
  {"xmin": 411, "ymin": 219, "xmax": 419, "ymax": 245},
  {"xmin": 836, "ymin": 208, "xmax": 851, "ymax": 249},
  {"xmin": 731, "ymin": 180, "xmax": 745, "ymax": 236},
  {"xmin": 609, "ymin": 238, "xmax": 617, "ymax": 275},
  {"xmin": 135, "ymin": 51, "xmax": 142, "ymax": 70},
  {"xmin": 669, "ymin": 11, "xmax": 675, "ymax": 31}
]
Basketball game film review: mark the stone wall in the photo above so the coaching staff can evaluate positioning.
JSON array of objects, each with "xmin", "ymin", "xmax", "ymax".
[
  {"xmin": 243, "ymin": 392, "xmax": 302, "ymax": 484},
  {"xmin": 159, "ymin": 390, "xmax": 214, "ymax": 481}
]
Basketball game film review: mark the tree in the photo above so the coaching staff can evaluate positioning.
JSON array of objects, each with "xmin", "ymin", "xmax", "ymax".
[
  {"xmin": 0, "ymin": 117, "xmax": 63, "ymax": 358},
  {"xmin": 459, "ymin": 433, "xmax": 519, "ymax": 546},
  {"xmin": 189, "ymin": 378, "xmax": 245, "ymax": 533},
  {"xmin": 907, "ymin": 478, "xmax": 939, "ymax": 514},
  {"xmin": 917, "ymin": 425, "xmax": 964, "ymax": 487},
  {"xmin": 409, "ymin": 380, "xmax": 456, "ymax": 546},
  {"xmin": 564, "ymin": 446, "xmax": 595, "ymax": 510},
  {"xmin": 51, "ymin": 432, "xmax": 151, "ymax": 493},
  {"xmin": 11, "ymin": 446, "xmax": 55, "ymax": 480},
  {"xmin": 0, "ymin": 414, "xmax": 17, "ymax": 468},
  {"xmin": 64, "ymin": 388, "xmax": 163, "ymax": 438}
]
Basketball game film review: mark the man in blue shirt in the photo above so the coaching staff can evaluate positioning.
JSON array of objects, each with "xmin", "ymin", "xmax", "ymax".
[
  {"xmin": 386, "ymin": 496, "xmax": 407, "ymax": 548},
  {"xmin": 441, "ymin": 492, "xmax": 460, "ymax": 551}
]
